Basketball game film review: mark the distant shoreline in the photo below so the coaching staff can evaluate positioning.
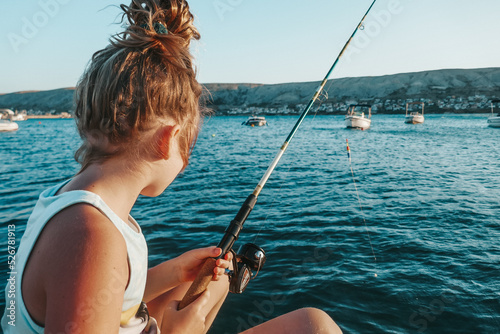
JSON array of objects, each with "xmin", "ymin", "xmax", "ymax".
[
  {"xmin": 21, "ymin": 112, "xmax": 495, "ymax": 119},
  {"xmin": 27, "ymin": 114, "xmax": 72, "ymax": 119}
]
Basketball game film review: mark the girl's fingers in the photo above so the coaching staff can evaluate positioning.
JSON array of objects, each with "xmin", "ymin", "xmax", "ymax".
[
  {"xmin": 212, "ymin": 247, "xmax": 222, "ymax": 257},
  {"xmin": 215, "ymin": 258, "xmax": 231, "ymax": 268},
  {"xmin": 192, "ymin": 246, "xmax": 232, "ymax": 262},
  {"xmin": 213, "ymin": 266, "xmax": 226, "ymax": 275},
  {"xmin": 212, "ymin": 266, "xmax": 233, "ymax": 281},
  {"xmin": 192, "ymin": 246, "xmax": 221, "ymax": 259}
]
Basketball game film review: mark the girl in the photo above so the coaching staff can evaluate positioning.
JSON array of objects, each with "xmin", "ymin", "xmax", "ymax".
[{"xmin": 2, "ymin": 0, "xmax": 342, "ymax": 333}]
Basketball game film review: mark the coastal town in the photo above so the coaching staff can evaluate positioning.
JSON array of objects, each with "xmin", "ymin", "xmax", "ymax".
[
  {"xmin": 222, "ymin": 93, "xmax": 497, "ymax": 116},
  {"xmin": 1, "ymin": 93, "xmax": 497, "ymax": 119}
]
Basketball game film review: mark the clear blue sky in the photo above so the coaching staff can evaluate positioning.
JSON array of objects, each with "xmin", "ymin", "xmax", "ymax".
[{"xmin": 1, "ymin": 0, "xmax": 499, "ymax": 94}]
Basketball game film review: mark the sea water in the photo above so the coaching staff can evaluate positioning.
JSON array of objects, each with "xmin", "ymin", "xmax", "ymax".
[{"xmin": 0, "ymin": 115, "xmax": 498, "ymax": 333}]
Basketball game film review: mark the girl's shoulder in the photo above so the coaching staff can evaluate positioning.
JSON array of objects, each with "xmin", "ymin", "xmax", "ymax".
[
  {"xmin": 30, "ymin": 202, "xmax": 129, "ymax": 285},
  {"xmin": 23, "ymin": 203, "xmax": 130, "ymax": 330},
  {"xmin": 43, "ymin": 202, "xmax": 129, "ymax": 266}
]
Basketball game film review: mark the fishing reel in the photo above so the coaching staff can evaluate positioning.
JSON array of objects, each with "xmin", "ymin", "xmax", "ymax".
[{"xmin": 228, "ymin": 243, "xmax": 266, "ymax": 294}]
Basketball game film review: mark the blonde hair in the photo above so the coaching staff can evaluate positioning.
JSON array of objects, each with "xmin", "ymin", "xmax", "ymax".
[{"xmin": 74, "ymin": 0, "xmax": 204, "ymax": 171}]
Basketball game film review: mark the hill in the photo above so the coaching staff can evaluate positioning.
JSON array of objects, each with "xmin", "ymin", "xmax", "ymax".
[
  {"xmin": 203, "ymin": 68, "xmax": 500, "ymax": 114},
  {"xmin": 0, "ymin": 88, "xmax": 75, "ymax": 115},
  {"xmin": 1, "ymin": 68, "xmax": 499, "ymax": 115}
]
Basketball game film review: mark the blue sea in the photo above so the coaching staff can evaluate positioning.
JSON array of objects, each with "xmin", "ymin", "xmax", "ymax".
[{"xmin": 0, "ymin": 114, "xmax": 499, "ymax": 333}]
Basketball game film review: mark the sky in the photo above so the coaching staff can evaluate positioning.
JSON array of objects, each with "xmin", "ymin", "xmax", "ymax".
[{"xmin": 1, "ymin": 0, "xmax": 499, "ymax": 94}]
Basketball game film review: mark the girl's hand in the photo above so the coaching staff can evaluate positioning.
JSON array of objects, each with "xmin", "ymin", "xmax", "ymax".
[
  {"xmin": 162, "ymin": 290, "xmax": 211, "ymax": 334},
  {"xmin": 176, "ymin": 246, "xmax": 232, "ymax": 283},
  {"xmin": 143, "ymin": 247, "xmax": 232, "ymax": 303}
]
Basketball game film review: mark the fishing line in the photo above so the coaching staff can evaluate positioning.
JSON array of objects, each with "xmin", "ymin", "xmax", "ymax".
[{"xmin": 346, "ymin": 139, "xmax": 377, "ymax": 266}]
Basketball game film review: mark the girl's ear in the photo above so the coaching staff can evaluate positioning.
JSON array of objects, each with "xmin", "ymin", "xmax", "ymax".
[{"xmin": 157, "ymin": 124, "xmax": 180, "ymax": 159}]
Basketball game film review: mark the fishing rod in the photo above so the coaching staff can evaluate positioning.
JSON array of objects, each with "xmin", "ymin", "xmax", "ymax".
[{"xmin": 179, "ymin": 0, "xmax": 378, "ymax": 309}]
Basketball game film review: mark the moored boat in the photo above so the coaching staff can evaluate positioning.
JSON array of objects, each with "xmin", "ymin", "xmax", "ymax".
[
  {"xmin": 242, "ymin": 116, "xmax": 267, "ymax": 127},
  {"xmin": 487, "ymin": 99, "xmax": 500, "ymax": 128},
  {"xmin": 0, "ymin": 120, "xmax": 19, "ymax": 132},
  {"xmin": 345, "ymin": 104, "xmax": 371, "ymax": 130},
  {"xmin": 405, "ymin": 101, "xmax": 424, "ymax": 124}
]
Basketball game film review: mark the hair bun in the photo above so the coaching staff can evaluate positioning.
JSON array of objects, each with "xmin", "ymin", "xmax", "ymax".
[{"xmin": 119, "ymin": 0, "xmax": 199, "ymax": 47}]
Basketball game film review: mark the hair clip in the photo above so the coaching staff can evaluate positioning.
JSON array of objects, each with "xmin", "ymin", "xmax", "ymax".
[{"xmin": 140, "ymin": 22, "xmax": 168, "ymax": 35}]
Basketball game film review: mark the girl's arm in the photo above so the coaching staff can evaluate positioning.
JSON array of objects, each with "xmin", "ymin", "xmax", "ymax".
[
  {"xmin": 39, "ymin": 205, "xmax": 129, "ymax": 333},
  {"xmin": 143, "ymin": 247, "xmax": 231, "ymax": 303}
]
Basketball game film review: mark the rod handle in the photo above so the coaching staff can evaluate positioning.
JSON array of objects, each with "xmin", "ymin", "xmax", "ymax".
[{"xmin": 178, "ymin": 257, "xmax": 217, "ymax": 310}]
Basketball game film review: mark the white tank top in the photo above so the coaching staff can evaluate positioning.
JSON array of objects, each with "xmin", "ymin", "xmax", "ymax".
[{"xmin": 1, "ymin": 180, "xmax": 149, "ymax": 333}]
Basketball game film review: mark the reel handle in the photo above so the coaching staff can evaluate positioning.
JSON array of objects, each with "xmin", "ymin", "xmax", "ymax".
[{"xmin": 178, "ymin": 257, "xmax": 217, "ymax": 310}]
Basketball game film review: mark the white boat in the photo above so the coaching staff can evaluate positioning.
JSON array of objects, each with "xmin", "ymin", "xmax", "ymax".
[
  {"xmin": 345, "ymin": 104, "xmax": 371, "ymax": 130},
  {"xmin": 487, "ymin": 99, "xmax": 500, "ymax": 128},
  {"xmin": 0, "ymin": 120, "xmax": 19, "ymax": 132},
  {"xmin": 405, "ymin": 102, "xmax": 425, "ymax": 124},
  {"xmin": 242, "ymin": 116, "xmax": 267, "ymax": 127}
]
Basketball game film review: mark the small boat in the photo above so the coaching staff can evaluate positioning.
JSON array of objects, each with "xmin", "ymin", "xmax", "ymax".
[
  {"xmin": 345, "ymin": 104, "xmax": 371, "ymax": 130},
  {"xmin": 405, "ymin": 102, "xmax": 425, "ymax": 124},
  {"xmin": 242, "ymin": 116, "xmax": 267, "ymax": 127},
  {"xmin": 0, "ymin": 120, "xmax": 19, "ymax": 132},
  {"xmin": 487, "ymin": 99, "xmax": 500, "ymax": 128}
]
